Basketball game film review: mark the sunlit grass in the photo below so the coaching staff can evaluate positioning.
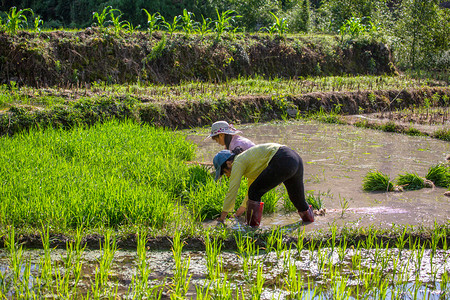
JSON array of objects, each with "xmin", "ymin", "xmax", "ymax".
[{"xmin": 0, "ymin": 120, "xmax": 196, "ymax": 230}]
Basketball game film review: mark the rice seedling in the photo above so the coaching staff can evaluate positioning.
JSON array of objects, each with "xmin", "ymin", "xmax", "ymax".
[
  {"xmin": 395, "ymin": 227, "xmax": 408, "ymax": 252},
  {"xmin": 242, "ymin": 238, "xmax": 259, "ymax": 282},
  {"xmin": 170, "ymin": 231, "xmax": 191, "ymax": 298},
  {"xmin": 330, "ymin": 275, "xmax": 350, "ymax": 300},
  {"xmin": 2, "ymin": 75, "xmax": 439, "ymax": 110},
  {"xmin": 284, "ymin": 261, "xmax": 306, "ymax": 299},
  {"xmin": 131, "ymin": 229, "xmax": 153, "ymax": 298},
  {"xmin": 425, "ymin": 163, "xmax": 450, "ymax": 187},
  {"xmin": 362, "ymin": 170, "xmax": 394, "ymax": 192},
  {"xmin": 282, "ymin": 244, "xmax": 293, "ymax": 270},
  {"xmin": 296, "ymin": 228, "xmax": 306, "ymax": 255},
  {"xmin": 195, "ymin": 283, "xmax": 211, "ymax": 300},
  {"xmin": 338, "ymin": 195, "xmax": 349, "ymax": 218},
  {"xmin": 38, "ymin": 225, "xmax": 53, "ymax": 286},
  {"xmin": 4, "ymin": 226, "xmax": 32, "ymax": 297},
  {"xmin": 54, "ymin": 229, "xmax": 84, "ymax": 298},
  {"xmin": 250, "ymin": 263, "xmax": 265, "ymax": 299},
  {"xmin": 306, "ymin": 191, "xmax": 324, "ymax": 210},
  {"xmin": 91, "ymin": 230, "xmax": 117, "ymax": 297},
  {"xmin": 205, "ymin": 232, "xmax": 223, "ymax": 279},
  {"xmin": 396, "ymin": 172, "xmax": 425, "ymax": 190}
]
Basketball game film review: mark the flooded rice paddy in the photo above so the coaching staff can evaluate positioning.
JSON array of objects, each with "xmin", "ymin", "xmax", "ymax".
[
  {"xmin": 1, "ymin": 120, "xmax": 449, "ymax": 299},
  {"xmin": 187, "ymin": 120, "xmax": 450, "ymax": 230},
  {"xmin": 0, "ymin": 244, "xmax": 449, "ymax": 299}
]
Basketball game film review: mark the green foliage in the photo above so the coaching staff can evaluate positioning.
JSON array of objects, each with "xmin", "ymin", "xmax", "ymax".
[
  {"xmin": 306, "ymin": 191, "xmax": 324, "ymax": 210},
  {"xmin": 214, "ymin": 9, "xmax": 241, "ymax": 39},
  {"xmin": 396, "ymin": 173, "xmax": 424, "ymax": 190},
  {"xmin": 263, "ymin": 12, "xmax": 289, "ymax": 37},
  {"xmin": 287, "ymin": 0, "xmax": 311, "ymax": 33},
  {"xmin": 162, "ymin": 15, "xmax": 181, "ymax": 38},
  {"xmin": 146, "ymin": 34, "xmax": 167, "ymax": 62},
  {"xmin": 0, "ymin": 120, "xmax": 196, "ymax": 229},
  {"xmin": 310, "ymin": 106, "xmax": 344, "ymax": 124},
  {"xmin": 393, "ymin": 0, "xmax": 442, "ymax": 69},
  {"xmin": 381, "ymin": 121, "xmax": 397, "ymax": 133},
  {"xmin": 33, "ymin": 15, "xmax": 44, "ymax": 33},
  {"xmin": 4, "ymin": 6, "xmax": 33, "ymax": 34},
  {"xmin": 184, "ymin": 177, "xmax": 233, "ymax": 220},
  {"xmin": 197, "ymin": 15, "xmax": 212, "ymax": 37},
  {"xmin": 339, "ymin": 16, "xmax": 375, "ymax": 40},
  {"xmin": 142, "ymin": 9, "xmax": 161, "ymax": 36},
  {"xmin": 108, "ymin": 8, "xmax": 128, "ymax": 36},
  {"xmin": 92, "ymin": 6, "xmax": 112, "ymax": 29},
  {"xmin": 320, "ymin": 0, "xmax": 390, "ymax": 32},
  {"xmin": 180, "ymin": 9, "xmax": 197, "ymax": 37},
  {"xmin": 362, "ymin": 170, "xmax": 394, "ymax": 192},
  {"xmin": 122, "ymin": 20, "xmax": 140, "ymax": 34},
  {"xmin": 426, "ymin": 164, "xmax": 450, "ymax": 188}
]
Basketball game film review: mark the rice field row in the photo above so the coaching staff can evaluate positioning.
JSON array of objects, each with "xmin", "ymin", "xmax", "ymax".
[
  {"xmin": 1, "ymin": 225, "xmax": 449, "ymax": 299},
  {"xmin": 0, "ymin": 74, "xmax": 445, "ymax": 109}
]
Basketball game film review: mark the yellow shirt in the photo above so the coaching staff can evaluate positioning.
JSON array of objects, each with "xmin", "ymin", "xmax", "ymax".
[{"xmin": 222, "ymin": 143, "xmax": 282, "ymax": 212}]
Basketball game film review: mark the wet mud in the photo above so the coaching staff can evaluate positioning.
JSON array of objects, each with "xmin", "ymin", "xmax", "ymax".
[{"xmin": 187, "ymin": 119, "xmax": 450, "ymax": 232}]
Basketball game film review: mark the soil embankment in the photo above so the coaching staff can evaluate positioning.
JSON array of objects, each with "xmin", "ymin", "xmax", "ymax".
[{"xmin": 0, "ymin": 29, "xmax": 394, "ymax": 87}]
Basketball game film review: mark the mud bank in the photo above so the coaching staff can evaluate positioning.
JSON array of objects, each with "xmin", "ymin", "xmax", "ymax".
[
  {"xmin": 2, "ymin": 86, "xmax": 450, "ymax": 136},
  {"xmin": 0, "ymin": 30, "xmax": 394, "ymax": 87},
  {"xmin": 1, "ymin": 230, "xmax": 449, "ymax": 252},
  {"xmin": 139, "ymin": 87, "xmax": 450, "ymax": 128}
]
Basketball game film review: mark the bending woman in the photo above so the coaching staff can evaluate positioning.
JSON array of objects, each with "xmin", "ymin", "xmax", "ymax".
[
  {"xmin": 208, "ymin": 121, "xmax": 255, "ymax": 154},
  {"xmin": 213, "ymin": 143, "xmax": 314, "ymax": 227}
]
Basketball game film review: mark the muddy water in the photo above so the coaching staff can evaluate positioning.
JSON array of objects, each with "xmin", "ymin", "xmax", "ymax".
[{"xmin": 186, "ymin": 120, "xmax": 450, "ymax": 231}]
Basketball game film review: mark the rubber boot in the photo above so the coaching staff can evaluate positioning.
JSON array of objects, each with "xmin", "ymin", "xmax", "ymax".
[
  {"xmin": 246, "ymin": 200, "xmax": 264, "ymax": 227},
  {"xmin": 298, "ymin": 205, "xmax": 314, "ymax": 223}
]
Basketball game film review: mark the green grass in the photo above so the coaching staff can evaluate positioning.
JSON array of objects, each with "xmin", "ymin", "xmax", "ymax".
[
  {"xmin": 396, "ymin": 173, "xmax": 424, "ymax": 190},
  {"xmin": 0, "ymin": 119, "xmax": 196, "ymax": 230},
  {"xmin": 362, "ymin": 170, "xmax": 394, "ymax": 192}
]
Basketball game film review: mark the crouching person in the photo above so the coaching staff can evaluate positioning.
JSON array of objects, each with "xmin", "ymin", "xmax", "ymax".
[{"xmin": 213, "ymin": 143, "xmax": 314, "ymax": 227}]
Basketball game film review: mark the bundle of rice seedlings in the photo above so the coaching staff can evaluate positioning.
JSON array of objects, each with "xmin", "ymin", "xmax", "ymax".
[
  {"xmin": 362, "ymin": 170, "xmax": 394, "ymax": 192},
  {"xmin": 396, "ymin": 173, "xmax": 424, "ymax": 190},
  {"xmin": 425, "ymin": 164, "xmax": 450, "ymax": 187},
  {"xmin": 306, "ymin": 191, "xmax": 324, "ymax": 210}
]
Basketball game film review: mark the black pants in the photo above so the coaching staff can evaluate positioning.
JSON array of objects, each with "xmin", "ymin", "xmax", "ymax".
[{"xmin": 248, "ymin": 146, "xmax": 309, "ymax": 212}]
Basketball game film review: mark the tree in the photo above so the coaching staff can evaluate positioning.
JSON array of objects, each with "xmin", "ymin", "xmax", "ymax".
[{"xmin": 395, "ymin": 0, "xmax": 440, "ymax": 69}]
